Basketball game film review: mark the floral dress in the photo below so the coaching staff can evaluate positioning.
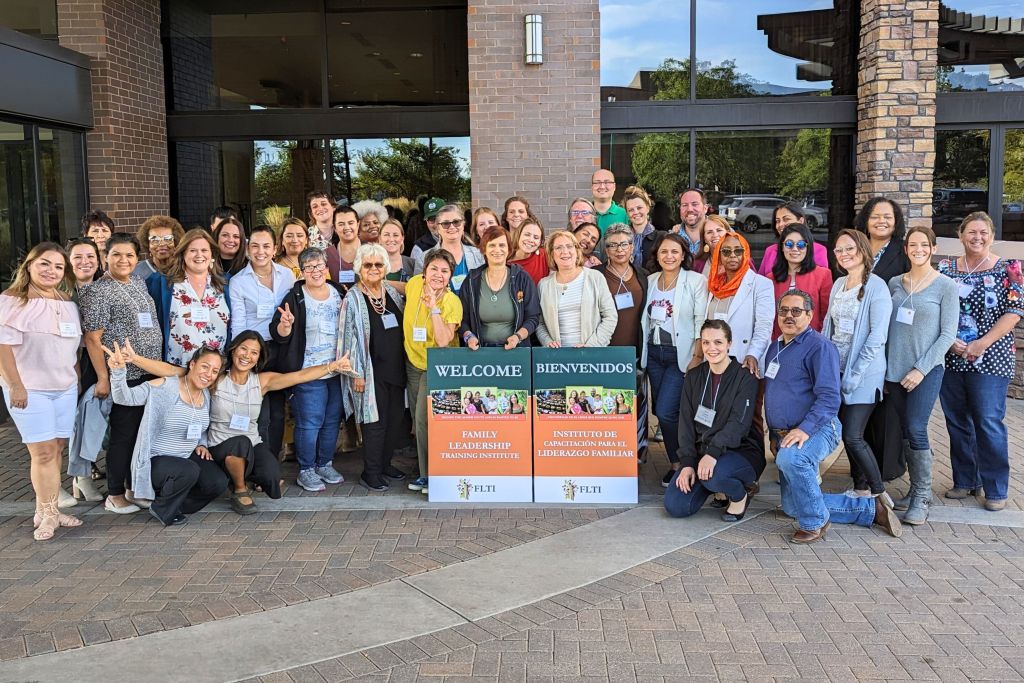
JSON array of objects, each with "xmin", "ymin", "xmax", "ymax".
[{"xmin": 167, "ymin": 278, "xmax": 230, "ymax": 366}]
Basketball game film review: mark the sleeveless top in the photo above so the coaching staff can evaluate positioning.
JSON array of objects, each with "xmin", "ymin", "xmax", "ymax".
[{"xmin": 207, "ymin": 372, "xmax": 263, "ymax": 447}]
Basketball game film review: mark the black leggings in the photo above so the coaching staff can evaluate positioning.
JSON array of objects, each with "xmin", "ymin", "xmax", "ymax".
[
  {"xmin": 149, "ymin": 451, "xmax": 228, "ymax": 522},
  {"xmin": 208, "ymin": 435, "xmax": 282, "ymax": 498},
  {"xmin": 839, "ymin": 401, "xmax": 884, "ymax": 494}
]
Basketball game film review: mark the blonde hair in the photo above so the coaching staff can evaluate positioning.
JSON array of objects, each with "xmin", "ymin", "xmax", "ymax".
[
  {"xmin": 958, "ymin": 211, "xmax": 995, "ymax": 235},
  {"xmin": 6, "ymin": 242, "xmax": 75, "ymax": 302},
  {"xmin": 545, "ymin": 230, "xmax": 583, "ymax": 270},
  {"xmin": 276, "ymin": 217, "xmax": 308, "ymax": 258},
  {"xmin": 622, "ymin": 185, "xmax": 652, "ymax": 209}
]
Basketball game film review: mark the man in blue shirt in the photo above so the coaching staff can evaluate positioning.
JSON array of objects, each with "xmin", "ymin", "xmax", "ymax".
[{"xmin": 765, "ymin": 290, "xmax": 902, "ymax": 543}]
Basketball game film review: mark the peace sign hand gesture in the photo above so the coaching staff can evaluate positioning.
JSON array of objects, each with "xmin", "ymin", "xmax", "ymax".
[
  {"xmin": 277, "ymin": 303, "xmax": 295, "ymax": 326},
  {"xmin": 101, "ymin": 341, "xmax": 127, "ymax": 370}
]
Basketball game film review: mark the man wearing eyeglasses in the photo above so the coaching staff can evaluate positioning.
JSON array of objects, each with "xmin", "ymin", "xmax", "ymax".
[
  {"xmin": 765, "ymin": 290, "xmax": 901, "ymax": 544},
  {"xmin": 591, "ymin": 169, "xmax": 628, "ymax": 235},
  {"xmin": 133, "ymin": 215, "xmax": 185, "ymax": 279}
]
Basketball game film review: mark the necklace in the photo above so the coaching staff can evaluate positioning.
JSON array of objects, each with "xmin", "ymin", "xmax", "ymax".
[
  {"xmin": 360, "ymin": 283, "xmax": 386, "ymax": 315},
  {"xmin": 659, "ymin": 270, "xmax": 680, "ymax": 291},
  {"xmin": 962, "ymin": 253, "xmax": 992, "ymax": 275},
  {"xmin": 30, "ymin": 283, "xmax": 64, "ymax": 301},
  {"xmin": 484, "ymin": 267, "xmax": 508, "ymax": 302}
]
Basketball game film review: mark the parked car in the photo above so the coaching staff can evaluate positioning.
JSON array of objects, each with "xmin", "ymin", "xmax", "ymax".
[
  {"xmin": 725, "ymin": 196, "xmax": 787, "ymax": 233},
  {"xmin": 933, "ymin": 188, "xmax": 987, "ymax": 220},
  {"xmin": 802, "ymin": 204, "xmax": 829, "ymax": 232}
]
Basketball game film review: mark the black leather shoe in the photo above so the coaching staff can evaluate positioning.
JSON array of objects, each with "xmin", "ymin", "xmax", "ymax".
[
  {"xmin": 721, "ymin": 495, "xmax": 750, "ymax": 522},
  {"xmin": 150, "ymin": 507, "xmax": 188, "ymax": 526},
  {"xmin": 360, "ymin": 475, "xmax": 390, "ymax": 491},
  {"xmin": 384, "ymin": 466, "xmax": 406, "ymax": 481}
]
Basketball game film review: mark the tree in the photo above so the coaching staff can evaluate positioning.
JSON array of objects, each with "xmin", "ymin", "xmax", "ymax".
[
  {"xmin": 352, "ymin": 139, "xmax": 469, "ymax": 202},
  {"xmin": 1004, "ymin": 129, "xmax": 1024, "ymax": 202},
  {"xmin": 254, "ymin": 141, "xmax": 294, "ymax": 209},
  {"xmin": 935, "ymin": 130, "xmax": 989, "ymax": 189},
  {"xmin": 777, "ymin": 128, "xmax": 830, "ymax": 198}
]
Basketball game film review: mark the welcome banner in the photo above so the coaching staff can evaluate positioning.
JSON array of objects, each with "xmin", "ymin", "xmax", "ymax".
[
  {"xmin": 426, "ymin": 347, "xmax": 533, "ymax": 502},
  {"xmin": 531, "ymin": 347, "xmax": 639, "ymax": 504}
]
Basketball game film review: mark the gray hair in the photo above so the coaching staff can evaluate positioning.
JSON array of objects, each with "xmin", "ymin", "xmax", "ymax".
[
  {"xmin": 777, "ymin": 289, "xmax": 814, "ymax": 312},
  {"xmin": 353, "ymin": 243, "xmax": 391, "ymax": 276},
  {"xmin": 351, "ymin": 199, "xmax": 388, "ymax": 224},
  {"xmin": 604, "ymin": 223, "xmax": 633, "ymax": 243},
  {"xmin": 298, "ymin": 247, "xmax": 327, "ymax": 270}
]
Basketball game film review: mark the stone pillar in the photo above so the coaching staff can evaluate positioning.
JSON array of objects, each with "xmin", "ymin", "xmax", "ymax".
[
  {"xmin": 855, "ymin": 0, "xmax": 938, "ymax": 227},
  {"xmin": 57, "ymin": 0, "xmax": 169, "ymax": 232},
  {"xmin": 467, "ymin": 1, "xmax": 600, "ymax": 231}
]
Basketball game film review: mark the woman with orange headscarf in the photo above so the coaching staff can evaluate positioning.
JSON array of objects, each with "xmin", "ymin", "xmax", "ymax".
[{"xmin": 704, "ymin": 232, "xmax": 774, "ymax": 376}]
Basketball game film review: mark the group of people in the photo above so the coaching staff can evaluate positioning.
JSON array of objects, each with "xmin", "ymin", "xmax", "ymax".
[{"xmin": 0, "ymin": 170, "xmax": 1020, "ymax": 545}]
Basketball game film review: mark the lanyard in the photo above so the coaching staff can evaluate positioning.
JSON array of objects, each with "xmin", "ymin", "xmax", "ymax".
[
  {"xmin": 219, "ymin": 374, "xmax": 259, "ymax": 413},
  {"xmin": 183, "ymin": 379, "xmax": 201, "ymax": 425},
  {"xmin": 699, "ymin": 369, "xmax": 721, "ymax": 411},
  {"xmin": 607, "ymin": 264, "xmax": 630, "ymax": 295},
  {"xmin": 111, "ymin": 276, "xmax": 147, "ymax": 312},
  {"xmin": 898, "ymin": 271, "xmax": 935, "ymax": 310},
  {"xmin": 769, "ymin": 337, "xmax": 797, "ymax": 367}
]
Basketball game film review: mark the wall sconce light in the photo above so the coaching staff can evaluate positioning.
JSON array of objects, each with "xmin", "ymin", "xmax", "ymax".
[{"xmin": 525, "ymin": 14, "xmax": 543, "ymax": 65}]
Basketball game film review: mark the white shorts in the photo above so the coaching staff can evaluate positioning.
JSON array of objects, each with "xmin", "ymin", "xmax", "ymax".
[{"xmin": 3, "ymin": 384, "xmax": 77, "ymax": 444}]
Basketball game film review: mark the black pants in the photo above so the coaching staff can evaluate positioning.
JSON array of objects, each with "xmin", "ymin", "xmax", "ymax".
[
  {"xmin": 107, "ymin": 375, "xmax": 151, "ymax": 496},
  {"xmin": 839, "ymin": 401, "xmax": 885, "ymax": 494},
  {"xmin": 149, "ymin": 451, "xmax": 228, "ymax": 522},
  {"xmin": 208, "ymin": 435, "xmax": 282, "ymax": 498},
  {"xmin": 258, "ymin": 390, "xmax": 286, "ymax": 457},
  {"xmin": 360, "ymin": 379, "xmax": 406, "ymax": 481}
]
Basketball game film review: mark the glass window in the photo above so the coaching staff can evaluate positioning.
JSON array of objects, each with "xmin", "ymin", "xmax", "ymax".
[
  {"xmin": 696, "ymin": 1, "xmax": 859, "ymax": 98},
  {"xmin": 326, "ymin": 3, "xmax": 467, "ymax": 107},
  {"xmin": 0, "ymin": 121, "xmax": 36, "ymax": 281},
  {"xmin": 938, "ymin": 3, "xmax": 1024, "ymax": 93},
  {"xmin": 164, "ymin": 0, "xmax": 323, "ymax": 110},
  {"xmin": 0, "ymin": 1, "xmax": 58, "ymax": 41},
  {"xmin": 37, "ymin": 127, "xmax": 86, "ymax": 246},
  {"xmin": 934, "ymin": 129, "xmax": 990, "ymax": 238},
  {"xmin": 329, "ymin": 137, "xmax": 471, "ymax": 205},
  {"xmin": 602, "ymin": 132, "xmax": 689, "ymax": 230},
  {"xmin": 1002, "ymin": 128, "xmax": 1024, "ymax": 241},
  {"xmin": 599, "ymin": 1, "xmax": 690, "ymax": 102},
  {"xmin": 695, "ymin": 128, "xmax": 853, "ymax": 261}
]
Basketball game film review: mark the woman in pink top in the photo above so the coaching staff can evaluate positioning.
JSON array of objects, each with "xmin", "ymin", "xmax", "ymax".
[
  {"xmin": 769, "ymin": 224, "xmax": 833, "ymax": 337},
  {"xmin": 0, "ymin": 243, "xmax": 84, "ymax": 541},
  {"xmin": 758, "ymin": 202, "xmax": 829, "ymax": 276}
]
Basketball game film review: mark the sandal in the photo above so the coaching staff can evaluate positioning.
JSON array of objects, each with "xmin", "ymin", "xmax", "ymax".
[
  {"xmin": 91, "ymin": 463, "xmax": 106, "ymax": 480},
  {"xmin": 229, "ymin": 489, "xmax": 257, "ymax": 515},
  {"xmin": 32, "ymin": 497, "xmax": 69, "ymax": 541}
]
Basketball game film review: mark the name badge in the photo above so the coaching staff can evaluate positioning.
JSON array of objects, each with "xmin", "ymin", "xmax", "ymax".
[
  {"xmin": 137, "ymin": 311, "xmax": 154, "ymax": 328},
  {"xmin": 59, "ymin": 322, "xmax": 77, "ymax": 338},
  {"xmin": 695, "ymin": 405, "xmax": 716, "ymax": 427},
  {"xmin": 190, "ymin": 306, "xmax": 210, "ymax": 323},
  {"xmin": 413, "ymin": 326, "xmax": 428, "ymax": 342},
  {"xmin": 896, "ymin": 307, "xmax": 915, "ymax": 325},
  {"xmin": 229, "ymin": 414, "xmax": 250, "ymax": 431},
  {"xmin": 186, "ymin": 423, "xmax": 202, "ymax": 440},
  {"xmin": 958, "ymin": 282, "xmax": 974, "ymax": 298},
  {"xmin": 714, "ymin": 312, "xmax": 729, "ymax": 321},
  {"xmin": 381, "ymin": 312, "xmax": 399, "ymax": 329},
  {"xmin": 615, "ymin": 292, "xmax": 634, "ymax": 310},
  {"xmin": 650, "ymin": 306, "xmax": 667, "ymax": 322},
  {"xmin": 319, "ymin": 318, "xmax": 337, "ymax": 335},
  {"xmin": 837, "ymin": 317, "xmax": 855, "ymax": 334},
  {"xmin": 765, "ymin": 361, "xmax": 780, "ymax": 379},
  {"xmin": 257, "ymin": 303, "xmax": 274, "ymax": 319},
  {"xmin": 339, "ymin": 270, "xmax": 355, "ymax": 284}
]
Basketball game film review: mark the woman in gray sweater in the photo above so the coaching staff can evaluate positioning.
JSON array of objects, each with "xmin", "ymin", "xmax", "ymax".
[{"xmin": 885, "ymin": 226, "xmax": 958, "ymax": 524}]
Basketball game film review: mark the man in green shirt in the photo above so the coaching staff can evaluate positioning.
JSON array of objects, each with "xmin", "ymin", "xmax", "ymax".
[{"xmin": 591, "ymin": 169, "xmax": 628, "ymax": 235}]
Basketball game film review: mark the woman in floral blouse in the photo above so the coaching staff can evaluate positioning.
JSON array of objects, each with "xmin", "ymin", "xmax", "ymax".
[
  {"xmin": 938, "ymin": 211, "xmax": 1024, "ymax": 511},
  {"xmin": 146, "ymin": 228, "xmax": 231, "ymax": 366}
]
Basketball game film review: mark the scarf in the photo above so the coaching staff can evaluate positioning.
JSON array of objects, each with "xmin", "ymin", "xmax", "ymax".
[{"xmin": 708, "ymin": 231, "xmax": 750, "ymax": 300}]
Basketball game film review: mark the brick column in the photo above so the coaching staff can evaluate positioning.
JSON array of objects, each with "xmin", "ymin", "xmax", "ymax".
[
  {"xmin": 855, "ymin": 0, "xmax": 938, "ymax": 227},
  {"xmin": 467, "ymin": 1, "xmax": 600, "ymax": 231},
  {"xmin": 57, "ymin": 0, "xmax": 169, "ymax": 231}
]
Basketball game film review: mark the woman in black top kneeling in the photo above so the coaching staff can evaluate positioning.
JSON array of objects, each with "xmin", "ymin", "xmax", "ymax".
[{"xmin": 664, "ymin": 319, "xmax": 764, "ymax": 522}]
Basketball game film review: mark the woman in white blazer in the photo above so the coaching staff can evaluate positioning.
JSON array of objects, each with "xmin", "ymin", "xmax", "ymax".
[
  {"xmin": 704, "ymin": 232, "xmax": 775, "ymax": 375},
  {"xmin": 639, "ymin": 233, "xmax": 708, "ymax": 487},
  {"xmin": 536, "ymin": 230, "xmax": 618, "ymax": 347}
]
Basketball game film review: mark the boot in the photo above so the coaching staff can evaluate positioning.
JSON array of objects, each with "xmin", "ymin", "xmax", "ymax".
[
  {"xmin": 893, "ymin": 440, "xmax": 913, "ymax": 511},
  {"xmin": 57, "ymin": 487, "xmax": 77, "ymax": 508},
  {"xmin": 73, "ymin": 476, "xmax": 104, "ymax": 502},
  {"xmin": 902, "ymin": 447, "xmax": 933, "ymax": 526}
]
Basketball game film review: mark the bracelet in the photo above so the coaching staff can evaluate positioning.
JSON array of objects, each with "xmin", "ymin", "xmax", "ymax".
[
  {"xmin": 430, "ymin": 308, "xmax": 441, "ymax": 316},
  {"xmin": 464, "ymin": 331, "xmax": 476, "ymax": 342}
]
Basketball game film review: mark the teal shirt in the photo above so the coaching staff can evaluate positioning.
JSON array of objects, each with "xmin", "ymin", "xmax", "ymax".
[{"xmin": 595, "ymin": 203, "xmax": 628, "ymax": 235}]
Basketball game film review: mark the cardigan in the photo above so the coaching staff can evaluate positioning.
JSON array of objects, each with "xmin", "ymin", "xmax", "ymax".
[
  {"xmin": 111, "ymin": 368, "xmax": 209, "ymax": 501},
  {"xmin": 536, "ymin": 268, "xmax": 618, "ymax": 347},
  {"xmin": 821, "ymin": 273, "xmax": 892, "ymax": 404},
  {"xmin": 704, "ymin": 270, "xmax": 775, "ymax": 372},
  {"xmin": 458, "ymin": 264, "xmax": 540, "ymax": 346},
  {"xmin": 639, "ymin": 269, "xmax": 708, "ymax": 372},
  {"xmin": 677, "ymin": 360, "xmax": 765, "ymax": 476},
  {"xmin": 337, "ymin": 283, "xmax": 405, "ymax": 425}
]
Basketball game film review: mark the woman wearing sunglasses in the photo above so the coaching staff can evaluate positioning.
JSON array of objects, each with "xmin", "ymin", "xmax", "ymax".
[{"xmin": 770, "ymin": 223, "xmax": 832, "ymax": 337}]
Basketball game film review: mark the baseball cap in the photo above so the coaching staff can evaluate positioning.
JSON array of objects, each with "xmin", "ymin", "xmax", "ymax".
[{"xmin": 424, "ymin": 198, "xmax": 445, "ymax": 220}]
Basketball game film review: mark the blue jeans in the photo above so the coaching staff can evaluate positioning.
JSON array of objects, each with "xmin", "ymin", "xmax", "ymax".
[
  {"xmin": 821, "ymin": 492, "xmax": 875, "ymax": 527},
  {"xmin": 776, "ymin": 416, "xmax": 842, "ymax": 531},
  {"xmin": 664, "ymin": 452, "xmax": 757, "ymax": 518},
  {"xmin": 886, "ymin": 365, "xmax": 944, "ymax": 450},
  {"xmin": 939, "ymin": 371, "xmax": 1010, "ymax": 501},
  {"xmin": 646, "ymin": 344, "xmax": 685, "ymax": 463},
  {"xmin": 290, "ymin": 378, "xmax": 344, "ymax": 471}
]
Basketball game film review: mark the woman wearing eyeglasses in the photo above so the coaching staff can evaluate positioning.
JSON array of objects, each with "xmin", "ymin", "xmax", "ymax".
[
  {"xmin": 412, "ymin": 204, "xmax": 484, "ymax": 293},
  {"xmin": 133, "ymin": 215, "xmax": 184, "ymax": 279},
  {"xmin": 595, "ymin": 223, "xmax": 650, "ymax": 461},
  {"xmin": 458, "ymin": 226, "xmax": 539, "ymax": 351},
  {"xmin": 270, "ymin": 247, "xmax": 348, "ymax": 493},
  {"xmin": 757, "ymin": 202, "xmax": 829, "ymax": 277},
  {"xmin": 770, "ymin": 223, "xmax": 832, "ymax": 337},
  {"xmin": 822, "ymin": 229, "xmax": 892, "ymax": 503}
]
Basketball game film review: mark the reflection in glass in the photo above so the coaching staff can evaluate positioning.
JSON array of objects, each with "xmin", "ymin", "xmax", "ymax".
[
  {"xmin": 938, "ymin": 2, "xmax": 1024, "ymax": 93},
  {"xmin": 0, "ymin": 0, "xmax": 58, "ymax": 41},
  {"xmin": 1002, "ymin": 129, "xmax": 1024, "ymax": 241},
  {"xmin": 326, "ymin": 4, "xmax": 467, "ymax": 107},
  {"xmin": 602, "ymin": 132, "xmax": 688, "ymax": 230},
  {"xmin": 0, "ymin": 121, "xmax": 36, "ymax": 281},
  {"xmin": 37, "ymin": 127, "xmax": 87, "ymax": 246},
  {"xmin": 599, "ymin": 0, "xmax": 689, "ymax": 101},
  {"xmin": 697, "ymin": 1, "xmax": 859, "ymax": 98},
  {"xmin": 164, "ymin": 0, "xmax": 323, "ymax": 110},
  {"xmin": 934, "ymin": 129, "xmax": 990, "ymax": 238}
]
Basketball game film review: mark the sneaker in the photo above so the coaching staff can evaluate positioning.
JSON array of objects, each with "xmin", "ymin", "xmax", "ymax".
[
  {"xmin": 421, "ymin": 482, "xmax": 429, "ymax": 494},
  {"xmin": 315, "ymin": 465, "xmax": 344, "ymax": 485},
  {"xmin": 844, "ymin": 488, "xmax": 872, "ymax": 498},
  {"xmin": 651, "ymin": 425, "xmax": 663, "ymax": 442},
  {"xmin": 384, "ymin": 465, "xmax": 407, "ymax": 481},
  {"xmin": 360, "ymin": 474, "xmax": 389, "ymax": 491},
  {"xmin": 297, "ymin": 469, "xmax": 326, "ymax": 492},
  {"xmin": 408, "ymin": 476, "xmax": 427, "ymax": 491},
  {"xmin": 662, "ymin": 469, "xmax": 675, "ymax": 488}
]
